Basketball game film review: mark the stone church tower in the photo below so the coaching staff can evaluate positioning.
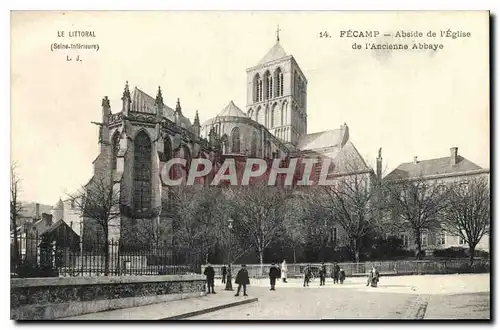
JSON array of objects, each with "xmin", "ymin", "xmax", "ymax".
[{"xmin": 245, "ymin": 30, "xmax": 308, "ymax": 147}]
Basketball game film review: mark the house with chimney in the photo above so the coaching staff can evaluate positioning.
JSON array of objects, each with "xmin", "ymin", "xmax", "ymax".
[
  {"xmin": 383, "ymin": 147, "xmax": 490, "ymax": 255},
  {"xmin": 11, "ymin": 200, "xmax": 82, "ymax": 266}
]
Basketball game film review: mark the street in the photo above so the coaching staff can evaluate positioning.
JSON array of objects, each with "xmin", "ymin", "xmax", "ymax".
[{"xmin": 188, "ymin": 274, "xmax": 490, "ymax": 320}]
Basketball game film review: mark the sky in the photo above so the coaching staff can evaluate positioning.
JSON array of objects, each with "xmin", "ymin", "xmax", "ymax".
[{"xmin": 10, "ymin": 11, "xmax": 490, "ymax": 206}]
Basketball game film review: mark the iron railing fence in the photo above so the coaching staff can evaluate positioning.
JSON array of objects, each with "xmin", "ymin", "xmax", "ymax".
[
  {"xmin": 202, "ymin": 259, "xmax": 490, "ymax": 278},
  {"xmin": 10, "ymin": 232, "xmax": 203, "ymax": 278}
]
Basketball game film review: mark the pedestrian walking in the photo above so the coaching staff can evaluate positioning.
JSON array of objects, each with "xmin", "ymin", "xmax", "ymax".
[
  {"xmin": 281, "ymin": 259, "xmax": 288, "ymax": 283},
  {"xmin": 235, "ymin": 264, "xmax": 250, "ymax": 296},
  {"xmin": 319, "ymin": 262, "xmax": 327, "ymax": 286},
  {"xmin": 339, "ymin": 268, "xmax": 346, "ymax": 284},
  {"xmin": 303, "ymin": 265, "xmax": 312, "ymax": 287},
  {"xmin": 269, "ymin": 262, "xmax": 280, "ymax": 291},
  {"xmin": 333, "ymin": 262, "xmax": 340, "ymax": 284},
  {"xmin": 204, "ymin": 262, "xmax": 216, "ymax": 294},
  {"xmin": 221, "ymin": 265, "xmax": 227, "ymax": 284}
]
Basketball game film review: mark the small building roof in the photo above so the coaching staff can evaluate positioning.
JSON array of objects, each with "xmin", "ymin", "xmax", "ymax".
[{"xmin": 384, "ymin": 153, "xmax": 484, "ymax": 181}]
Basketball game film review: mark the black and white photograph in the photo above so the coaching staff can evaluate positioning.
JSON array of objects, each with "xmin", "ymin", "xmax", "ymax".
[{"xmin": 9, "ymin": 10, "xmax": 491, "ymax": 321}]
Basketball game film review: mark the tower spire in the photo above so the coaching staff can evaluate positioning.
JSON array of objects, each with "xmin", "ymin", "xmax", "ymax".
[
  {"xmin": 194, "ymin": 110, "xmax": 200, "ymax": 126},
  {"xmin": 122, "ymin": 81, "xmax": 130, "ymax": 99},
  {"xmin": 276, "ymin": 24, "xmax": 281, "ymax": 42},
  {"xmin": 175, "ymin": 98, "xmax": 182, "ymax": 114},
  {"xmin": 155, "ymin": 86, "xmax": 163, "ymax": 105}
]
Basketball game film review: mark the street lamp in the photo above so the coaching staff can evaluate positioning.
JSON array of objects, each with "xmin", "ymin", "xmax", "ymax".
[{"xmin": 225, "ymin": 219, "xmax": 234, "ymax": 291}]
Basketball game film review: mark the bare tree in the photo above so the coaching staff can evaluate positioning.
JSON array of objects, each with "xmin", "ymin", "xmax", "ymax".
[
  {"xmin": 441, "ymin": 177, "xmax": 490, "ymax": 266},
  {"xmin": 169, "ymin": 186, "xmax": 224, "ymax": 264},
  {"xmin": 69, "ymin": 175, "xmax": 121, "ymax": 275},
  {"xmin": 10, "ymin": 162, "xmax": 24, "ymax": 269},
  {"xmin": 228, "ymin": 184, "xmax": 291, "ymax": 274},
  {"xmin": 311, "ymin": 169, "xmax": 380, "ymax": 262},
  {"xmin": 385, "ymin": 176, "xmax": 447, "ymax": 259},
  {"xmin": 282, "ymin": 196, "xmax": 308, "ymax": 263}
]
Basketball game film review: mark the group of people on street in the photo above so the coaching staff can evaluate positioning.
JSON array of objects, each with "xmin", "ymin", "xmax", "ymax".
[
  {"xmin": 204, "ymin": 263, "xmax": 250, "ymax": 296},
  {"xmin": 203, "ymin": 261, "xmax": 380, "ymax": 296},
  {"xmin": 302, "ymin": 262, "xmax": 346, "ymax": 287}
]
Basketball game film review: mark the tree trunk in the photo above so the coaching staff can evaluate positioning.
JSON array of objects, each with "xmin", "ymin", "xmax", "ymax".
[
  {"xmin": 104, "ymin": 230, "xmax": 110, "ymax": 276},
  {"xmin": 469, "ymin": 244, "xmax": 477, "ymax": 267},
  {"xmin": 415, "ymin": 229, "xmax": 422, "ymax": 260},
  {"xmin": 259, "ymin": 250, "xmax": 264, "ymax": 276}
]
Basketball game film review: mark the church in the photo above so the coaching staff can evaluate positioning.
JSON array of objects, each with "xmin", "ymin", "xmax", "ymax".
[{"xmin": 81, "ymin": 31, "xmax": 372, "ymax": 244}]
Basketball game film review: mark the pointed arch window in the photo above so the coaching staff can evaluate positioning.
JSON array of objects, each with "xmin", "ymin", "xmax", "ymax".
[
  {"xmin": 251, "ymin": 131, "xmax": 258, "ymax": 157},
  {"xmin": 264, "ymin": 71, "xmax": 272, "ymax": 100},
  {"xmin": 231, "ymin": 127, "xmax": 240, "ymax": 153},
  {"xmin": 220, "ymin": 134, "xmax": 228, "ymax": 154},
  {"xmin": 112, "ymin": 131, "xmax": 120, "ymax": 170},
  {"xmin": 275, "ymin": 68, "xmax": 284, "ymax": 97},
  {"xmin": 254, "ymin": 74, "xmax": 263, "ymax": 102},
  {"xmin": 133, "ymin": 131, "xmax": 152, "ymax": 211},
  {"xmin": 163, "ymin": 136, "xmax": 172, "ymax": 162},
  {"xmin": 257, "ymin": 106, "xmax": 264, "ymax": 125}
]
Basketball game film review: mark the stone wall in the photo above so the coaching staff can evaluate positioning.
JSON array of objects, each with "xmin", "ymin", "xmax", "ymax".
[{"xmin": 11, "ymin": 274, "xmax": 205, "ymax": 320}]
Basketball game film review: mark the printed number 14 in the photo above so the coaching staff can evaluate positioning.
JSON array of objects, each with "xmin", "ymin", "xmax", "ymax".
[{"xmin": 320, "ymin": 31, "xmax": 331, "ymax": 38}]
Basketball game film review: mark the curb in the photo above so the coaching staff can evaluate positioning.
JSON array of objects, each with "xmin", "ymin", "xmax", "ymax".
[
  {"xmin": 403, "ymin": 296, "xmax": 428, "ymax": 320},
  {"xmin": 158, "ymin": 298, "xmax": 258, "ymax": 320}
]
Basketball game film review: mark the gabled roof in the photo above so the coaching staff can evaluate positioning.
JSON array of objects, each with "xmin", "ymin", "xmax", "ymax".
[
  {"xmin": 330, "ymin": 140, "xmax": 371, "ymax": 174},
  {"xmin": 296, "ymin": 124, "xmax": 349, "ymax": 151},
  {"xmin": 384, "ymin": 155, "xmax": 484, "ymax": 181},
  {"xmin": 129, "ymin": 87, "xmax": 191, "ymax": 128},
  {"xmin": 258, "ymin": 41, "xmax": 288, "ymax": 65}
]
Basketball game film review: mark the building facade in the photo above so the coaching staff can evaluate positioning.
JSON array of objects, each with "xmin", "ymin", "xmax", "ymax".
[
  {"xmin": 384, "ymin": 147, "xmax": 490, "ymax": 254},
  {"xmin": 51, "ymin": 34, "xmax": 372, "ymax": 247}
]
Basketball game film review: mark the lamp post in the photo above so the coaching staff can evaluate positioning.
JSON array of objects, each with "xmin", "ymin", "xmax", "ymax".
[{"xmin": 225, "ymin": 219, "xmax": 234, "ymax": 291}]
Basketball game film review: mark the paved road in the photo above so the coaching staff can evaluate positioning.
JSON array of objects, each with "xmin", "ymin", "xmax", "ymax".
[{"xmin": 188, "ymin": 274, "xmax": 490, "ymax": 320}]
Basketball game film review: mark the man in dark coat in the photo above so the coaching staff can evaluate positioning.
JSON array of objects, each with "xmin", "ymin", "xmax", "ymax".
[
  {"xmin": 319, "ymin": 262, "xmax": 327, "ymax": 286},
  {"xmin": 333, "ymin": 263, "xmax": 340, "ymax": 284},
  {"xmin": 204, "ymin": 263, "xmax": 216, "ymax": 294},
  {"xmin": 339, "ymin": 268, "xmax": 346, "ymax": 284},
  {"xmin": 303, "ymin": 265, "xmax": 312, "ymax": 287},
  {"xmin": 221, "ymin": 265, "xmax": 227, "ymax": 284},
  {"xmin": 269, "ymin": 262, "xmax": 280, "ymax": 291},
  {"xmin": 235, "ymin": 264, "xmax": 250, "ymax": 296}
]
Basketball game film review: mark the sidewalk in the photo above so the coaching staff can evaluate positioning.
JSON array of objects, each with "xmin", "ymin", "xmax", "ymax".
[{"xmin": 58, "ymin": 290, "xmax": 257, "ymax": 320}]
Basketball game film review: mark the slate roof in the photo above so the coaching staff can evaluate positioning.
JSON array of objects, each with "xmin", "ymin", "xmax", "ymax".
[
  {"xmin": 129, "ymin": 87, "xmax": 192, "ymax": 128},
  {"xmin": 384, "ymin": 155, "xmax": 484, "ymax": 181},
  {"xmin": 218, "ymin": 101, "xmax": 247, "ymax": 118},
  {"xmin": 296, "ymin": 124, "xmax": 349, "ymax": 151},
  {"xmin": 258, "ymin": 41, "xmax": 288, "ymax": 65},
  {"xmin": 201, "ymin": 101, "xmax": 247, "ymax": 127}
]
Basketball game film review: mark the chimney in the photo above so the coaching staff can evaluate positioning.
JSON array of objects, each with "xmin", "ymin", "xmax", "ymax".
[
  {"xmin": 35, "ymin": 203, "xmax": 40, "ymax": 219},
  {"xmin": 413, "ymin": 156, "xmax": 418, "ymax": 164},
  {"xmin": 42, "ymin": 213, "xmax": 53, "ymax": 227},
  {"xmin": 450, "ymin": 147, "xmax": 458, "ymax": 166}
]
